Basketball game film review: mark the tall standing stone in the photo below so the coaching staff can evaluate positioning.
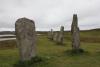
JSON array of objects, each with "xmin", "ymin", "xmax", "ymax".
[
  {"xmin": 57, "ymin": 26, "xmax": 64, "ymax": 44},
  {"xmin": 15, "ymin": 17, "xmax": 36, "ymax": 61},
  {"xmin": 71, "ymin": 14, "xmax": 80, "ymax": 50}
]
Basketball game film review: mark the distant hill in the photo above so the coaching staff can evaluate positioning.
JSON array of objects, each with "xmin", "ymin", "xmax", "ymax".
[
  {"xmin": 80, "ymin": 28, "xmax": 100, "ymax": 31},
  {"xmin": 0, "ymin": 31, "xmax": 15, "ymax": 35},
  {"xmin": 89, "ymin": 28, "xmax": 100, "ymax": 31},
  {"xmin": 0, "ymin": 28, "xmax": 99, "ymax": 35}
]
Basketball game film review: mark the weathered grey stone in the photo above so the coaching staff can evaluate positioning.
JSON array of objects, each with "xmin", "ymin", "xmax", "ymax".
[
  {"xmin": 57, "ymin": 26, "xmax": 64, "ymax": 44},
  {"xmin": 53, "ymin": 32, "xmax": 59, "ymax": 42},
  {"xmin": 71, "ymin": 14, "xmax": 80, "ymax": 50},
  {"xmin": 48, "ymin": 31, "xmax": 51, "ymax": 39},
  {"xmin": 48, "ymin": 29, "xmax": 54, "ymax": 40},
  {"xmin": 15, "ymin": 17, "xmax": 36, "ymax": 61}
]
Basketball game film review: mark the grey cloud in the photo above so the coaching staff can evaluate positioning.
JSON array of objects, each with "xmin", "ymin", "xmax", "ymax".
[{"xmin": 0, "ymin": 0, "xmax": 100, "ymax": 31}]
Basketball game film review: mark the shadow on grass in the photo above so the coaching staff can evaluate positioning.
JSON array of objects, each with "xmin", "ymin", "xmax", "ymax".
[
  {"xmin": 64, "ymin": 49, "xmax": 90, "ymax": 56},
  {"xmin": 55, "ymin": 42, "xmax": 66, "ymax": 46},
  {"xmin": 13, "ymin": 56, "xmax": 49, "ymax": 67}
]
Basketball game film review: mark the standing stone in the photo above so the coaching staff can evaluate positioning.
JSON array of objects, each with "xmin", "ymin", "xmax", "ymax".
[
  {"xmin": 15, "ymin": 17, "xmax": 36, "ymax": 61},
  {"xmin": 48, "ymin": 29, "xmax": 54, "ymax": 40},
  {"xmin": 57, "ymin": 26, "xmax": 64, "ymax": 44},
  {"xmin": 53, "ymin": 31, "xmax": 59, "ymax": 42},
  {"xmin": 71, "ymin": 14, "xmax": 80, "ymax": 50},
  {"xmin": 48, "ymin": 31, "xmax": 51, "ymax": 39}
]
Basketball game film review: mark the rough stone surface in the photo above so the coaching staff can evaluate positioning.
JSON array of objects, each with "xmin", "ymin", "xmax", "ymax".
[
  {"xmin": 57, "ymin": 26, "xmax": 64, "ymax": 44},
  {"xmin": 71, "ymin": 14, "xmax": 80, "ymax": 50},
  {"xmin": 15, "ymin": 17, "xmax": 36, "ymax": 61},
  {"xmin": 48, "ymin": 29, "xmax": 54, "ymax": 40},
  {"xmin": 53, "ymin": 32, "xmax": 59, "ymax": 42},
  {"xmin": 48, "ymin": 31, "xmax": 51, "ymax": 39}
]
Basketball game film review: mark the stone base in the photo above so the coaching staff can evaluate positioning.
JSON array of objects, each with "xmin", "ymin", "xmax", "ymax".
[
  {"xmin": 65, "ymin": 48, "xmax": 85, "ymax": 56},
  {"xmin": 14, "ymin": 56, "xmax": 43, "ymax": 67},
  {"xmin": 71, "ymin": 48, "xmax": 84, "ymax": 54}
]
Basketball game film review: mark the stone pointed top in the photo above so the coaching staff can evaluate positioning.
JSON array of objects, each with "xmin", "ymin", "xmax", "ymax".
[
  {"xmin": 60, "ymin": 26, "xmax": 64, "ymax": 31},
  {"xmin": 51, "ymin": 29, "xmax": 53, "ymax": 32},
  {"xmin": 51, "ymin": 29, "xmax": 53, "ymax": 31},
  {"xmin": 73, "ymin": 14, "xmax": 77, "ymax": 19},
  {"xmin": 71, "ymin": 14, "xmax": 78, "ymax": 33},
  {"xmin": 72, "ymin": 14, "xmax": 78, "ymax": 27}
]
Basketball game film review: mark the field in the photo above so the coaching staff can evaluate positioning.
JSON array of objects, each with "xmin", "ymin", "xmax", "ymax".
[{"xmin": 0, "ymin": 29, "xmax": 100, "ymax": 67}]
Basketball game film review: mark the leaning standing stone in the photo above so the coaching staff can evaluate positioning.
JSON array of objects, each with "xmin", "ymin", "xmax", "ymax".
[
  {"xmin": 15, "ymin": 17, "xmax": 36, "ymax": 61},
  {"xmin": 48, "ymin": 31, "xmax": 51, "ymax": 39},
  {"xmin": 53, "ymin": 32, "xmax": 59, "ymax": 42},
  {"xmin": 57, "ymin": 26, "xmax": 64, "ymax": 44},
  {"xmin": 48, "ymin": 29, "xmax": 54, "ymax": 40},
  {"xmin": 71, "ymin": 14, "xmax": 80, "ymax": 50}
]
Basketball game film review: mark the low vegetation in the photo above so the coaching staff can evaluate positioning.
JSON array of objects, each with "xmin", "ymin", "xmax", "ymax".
[{"xmin": 0, "ymin": 29, "xmax": 100, "ymax": 67}]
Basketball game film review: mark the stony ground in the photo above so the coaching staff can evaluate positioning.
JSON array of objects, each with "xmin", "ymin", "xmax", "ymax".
[{"xmin": 0, "ymin": 30, "xmax": 100, "ymax": 67}]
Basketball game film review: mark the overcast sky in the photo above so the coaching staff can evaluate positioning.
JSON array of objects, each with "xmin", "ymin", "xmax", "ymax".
[{"xmin": 0, "ymin": 0, "xmax": 100, "ymax": 31}]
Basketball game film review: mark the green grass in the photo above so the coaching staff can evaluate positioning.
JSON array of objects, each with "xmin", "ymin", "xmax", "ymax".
[{"xmin": 0, "ymin": 30, "xmax": 100, "ymax": 67}]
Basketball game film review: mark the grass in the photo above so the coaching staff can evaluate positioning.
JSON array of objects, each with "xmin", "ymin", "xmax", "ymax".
[
  {"xmin": 0, "ymin": 29, "xmax": 100, "ymax": 67},
  {"xmin": 0, "ymin": 40, "xmax": 16, "ymax": 49}
]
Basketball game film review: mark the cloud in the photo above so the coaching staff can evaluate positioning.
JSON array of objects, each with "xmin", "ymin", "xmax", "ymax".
[{"xmin": 0, "ymin": 0, "xmax": 100, "ymax": 31}]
